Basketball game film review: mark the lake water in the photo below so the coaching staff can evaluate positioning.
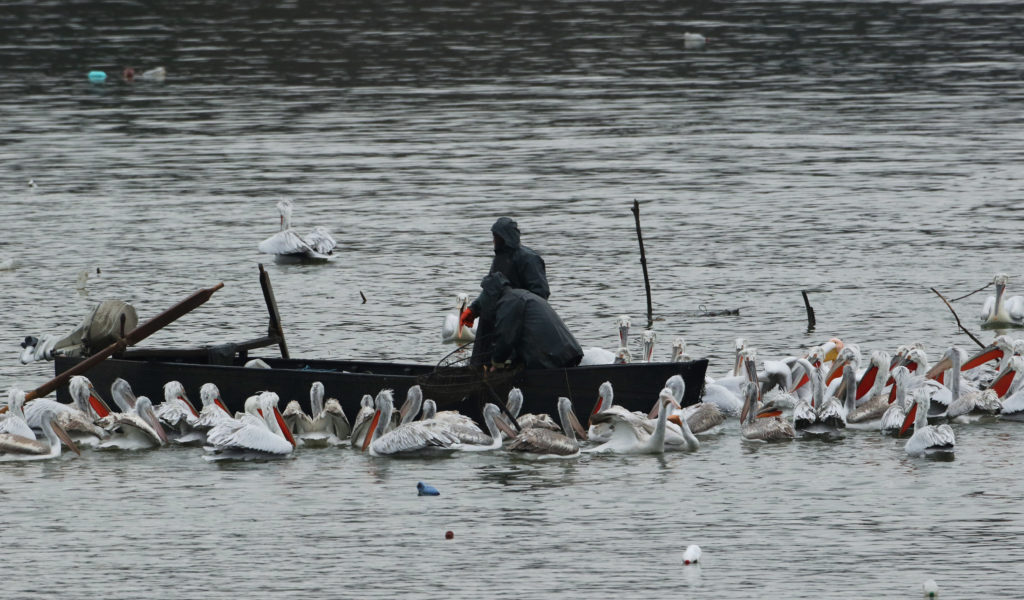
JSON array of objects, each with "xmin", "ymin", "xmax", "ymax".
[{"xmin": 2, "ymin": 0, "xmax": 1024, "ymax": 597}]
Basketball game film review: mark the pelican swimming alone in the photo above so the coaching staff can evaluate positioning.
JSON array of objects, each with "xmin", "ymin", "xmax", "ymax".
[
  {"xmin": 257, "ymin": 199, "xmax": 337, "ymax": 262},
  {"xmin": 980, "ymin": 273, "xmax": 1024, "ymax": 327}
]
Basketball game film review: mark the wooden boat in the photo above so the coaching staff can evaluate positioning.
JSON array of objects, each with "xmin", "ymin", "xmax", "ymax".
[
  {"xmin": 54, "ymin": 353, "xmax": 709, "ymax": 426},
  {"xmin": 42, "ymin": 268, "xmax": 708, "ymax": 426}
]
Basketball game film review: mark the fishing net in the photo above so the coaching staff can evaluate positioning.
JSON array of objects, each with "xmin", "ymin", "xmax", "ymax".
[{"xmin": 417, "ymin": 342, "xmax": 522, "ymax": 410}]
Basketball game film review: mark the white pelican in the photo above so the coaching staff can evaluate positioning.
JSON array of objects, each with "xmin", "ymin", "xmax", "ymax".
[
  {"xmin": 24, "ymin": 391, "xmax": 108, "ymax": 445},
  {"xmin": 156, "ymin": 381, "xmax": 202, "ymax": 443},
  {"xmin": 361, "ymin": 390, "xmax": 460, "ymax": 456},
  {"xmin": 0, "ymin": 404, "xmax": 80, "ymax": 461},
  {"xmin": 506, "ymin": 397, "xmax": 587, "ymax": 458},
  {"xmin": 959, "ymin": 336, "xmax": 1016, "ymax": 389},
  {"xmin": 791, "ymin": 358, "xmax": 845, "ymax": 437},
  {"xmin": 901, "ymin": 388, "xmax": 955, "ymax": 457},
  {"xmin": 283, "ymin": 382, "xmax": 351, "ymax": 446},
  {"xmin": 69, "ymin": 375, "xmax": 113, "ymax": 419},
  {"xmin": 588, "ymin": 380, "xmax": 644, "ymax": 442},
  {"xmin": 664, "ymin": 375, "xmax": 724, "ymax": 435},
  {"xmin": 641, "ymin": 330, "xmax": 657, "ymax": 362},
  {"xmin": 421, "ymin": 398, "xmax": 480, "ymax": 431},
  {"xmin": 98, "ymin": 396, "xmax": 169, "ymax": 450},
  {"xmin": 586, "ymin": 389, "xmax": 679, "ymax": 454},
  {"xmin": 0, "ymin": 390, "xmax": 36, "ymax": 438},
  {"xmin": 932, "ymin": 347, "xmax": 1001, "ymax": 420},
  {"xmin": 441, "ymin": 293, "xmax": 477, "ymax": 344},
  {"xmin": 846, "ymin": 350, "xmax": 893, "ymax": 425},
  {"xmin": 580, "ymin": 315, "xmax": 632, "ymax": 365},
  {"xmin": 350, "ymin": 394, "xmax": 377, "ymax": 448},
  {"xmin": 980, "ymin": 273, "xmax": 1024, "ymax": 326},
  {"xmin": 205, "ymin": 392, "xmax": 296, "ymax": 460},
  {"xmin": 881, "ymin": 366, "xmax": 915, "ymax": 435},
  {"xmin": 257, "ymin": 199, "xmax": 337, "ymax": 262},
  {"xmin": 740, "ymin": 382, "xmax": 795, "ymax": 442},
  {"xmin": 194, "ymin": 383, "xmax": 234, "ymax": 431},
  {"xmin": 454, "ymin": 403, "xmax": 508, "ymax": 451},
  {"xmin": 670, "ymin": 337, "xmax": 692, "ymax": 363},
  {"xmin": 503, "ymin": 387, "xmax": 560, "ymax": 436},
  {"xmin": 997, "ymin": 356, "xmax": 1024, "ymax": 420}
]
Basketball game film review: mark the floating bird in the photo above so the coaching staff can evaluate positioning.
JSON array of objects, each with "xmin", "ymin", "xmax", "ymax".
[
  {"xmin": 441, "ymin": 292, "xmax": 477, "ymax": 344},
  {"xmin": 665, "ymin": 374, "xmax": 725, "ymax": 435},
  {"xmin": 283, "ymin": 382, "xmax": 350, "ymax": 446},
  {"xmin": 980, "ymin": 273, "xmax": 1024, "ymax": 327},
  {"xmin": 205, "ymin": 392, "xmax": 296, "ymax": 460},
  {"xmin": 587, "ymin": 388, "xmax": 679, "ymax": 454},
  {"xmin": 505, "ymin": 397, "xmax": 587, "ymax": 458},
  {"xmin": 740, "ymin": 382, "xmax": 795, "ymax": 442},
  {"xmin": 670, "ymin": 337, "xmax": 692, "ymax": 362},
  {"xmin": 0, "ymin": 390, "xmax": 35, "ymax": 438},
  {"xmin": 901, "ymin": 388, "xmax": 955, "ymax": 457},
  {"xmin": 98, "ymin": 396, "xmax": 169, "ymax": 450},
  {"xmin": 682, "ymin": 544, "xmax": 702, "ymax": 565},
  {"xmin": 502, "ymin": 387, "xmax": 560, "ymax": 436},
  {"xmin": 258, "ymin": 199, "xmax": 337, "ymax": 262},
  {"xmin": 581, "ymin": 315, "xmax": 632, "ymax": 365},
  {"xmin": 361, "ymin": 390, "xmax": 461, "ymax": 456},
  {"xmin": 0, "ymin": 404, "xmax": 80, "ymax": 461}
]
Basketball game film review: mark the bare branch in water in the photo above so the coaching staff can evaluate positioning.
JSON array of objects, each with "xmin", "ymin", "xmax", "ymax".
[
  {"xmin": 931, "ymin": 287, "xmax": 984, "ymax": 348},
  {"xmin": 949, "ymin": 281, "xmax": 992, "ymax": 302}
]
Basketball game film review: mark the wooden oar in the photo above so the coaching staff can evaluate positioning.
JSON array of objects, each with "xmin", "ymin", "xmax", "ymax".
[{"xmin": 25, "ymin": 283, "xmax": 225, "ymax": 402}]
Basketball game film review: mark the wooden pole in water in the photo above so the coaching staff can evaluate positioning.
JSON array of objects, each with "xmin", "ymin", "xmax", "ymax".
[
  {"xmin": 801, "ymin": 290, "xmax": 816, "ymax": 331},
  {"xmin": 631, "ymin": 200, "xmax": 654, "ymax": 330},
  {"xmin": 259, "ymin": 263, "xmax": 290, "ymax": 359}
]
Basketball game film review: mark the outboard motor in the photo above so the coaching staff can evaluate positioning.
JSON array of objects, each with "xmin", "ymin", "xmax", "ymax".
[{"xmin": 20, "ymin": 299, "xmax": 138, "ymax": 363}]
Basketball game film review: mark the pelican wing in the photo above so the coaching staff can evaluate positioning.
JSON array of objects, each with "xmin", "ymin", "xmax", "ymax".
[
  {"xmin": 305, "ymin": 226, "xmax": 336, "ymax": 255},
  {"xmin": 684, "ymin": 403, "xmax": 725, "ymax": 434},
  {"xmin": 0, "ymin": 433, "xmax": 48, "ymax": 455},
  {"xmin": 0, "ymin": 415, "xmax": 35, "ymax": 439},
  {"xmin": 372, "ymin": 422, "xmax": 459, "ymax": 455},
  {"xmin": 321, "ymin": 399, "xmax": 351, "ymax": 439},
  {"xmin": 208, "ymin": 415, "xmax": 292, "ymax": 455},
  {"xmin": 195, "ymin": 404, "xmax": 234, "ymax": 430},
  {"xmin": 258, "ymin": 230, "xmax": 320, "ymax": 257},
  {"xmin": 156, "ymin": 399, "xmax": 198, "ymax": 428},
  {"xmin": 507, "ymin": 428, "xmax": 578, "ymax": 456},
  {"xmin": 1006, "ymin": 296, "xmax": 1024, "ymax": 323},
  {"xmin": 282, "ymin": 400, "xmax": 313, "ymax": 434}
]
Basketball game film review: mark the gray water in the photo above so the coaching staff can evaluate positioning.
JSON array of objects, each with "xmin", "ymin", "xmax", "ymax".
[{"xmin": 2, "ymin": 0, "xmax": 1024, "ymax": 597}]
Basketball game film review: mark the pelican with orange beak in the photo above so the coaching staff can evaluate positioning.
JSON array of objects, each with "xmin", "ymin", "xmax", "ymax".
[
  {"xmin": 901, "ymin": 388, "xmax": 955, "ymax": 457},
  {"xmin": 361, "ymin": 390, "xmax": 461, "ymax": 456},
  {"xmin": 980, "ymin": 273, "xmax": 1024, "ymax": 327},
  {"xmin": 204, "ymin": 392, "xmax": 296, "ymax": 460},
  {"xmin": 0, "ymin": 404, "xmax": 81, "ymax": 461}
]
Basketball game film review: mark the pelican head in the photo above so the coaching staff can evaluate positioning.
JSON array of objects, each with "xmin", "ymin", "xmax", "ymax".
[
  {"xmin": 163, "ymin": 380, "xmax": 198, "ymax": 417},
  {"xmin": 617, "ymin": 315, "xmax": 631, "ymax": 348},
  {"xmin": 276, "ymin": 199, "xmax": 294, "ymax": 231},
  {"xmin": 110, "ymin": 378, "xmax": 138, "ymax": 412},
  {"xmin": 642, "ymin": 330, "xmax": 657, "ymax": 362},
  {"xmin": 900, "ymin": 388, "xmax": 931, "ymax": 436},
  {"xmin": 6, "ymin": 388, "xmax": 26, "ymax": 419},
  {"xmin": 505, "ymin": 387, "xmax": 524, "ymax": 418},
  {"xmin": 135, "ymin": 397, "xmax": 169, "ymax": 445},
  {"xmin": 556, "ymin": 397, "xmax": 588, "ymax": 441},
  {"xmin": 671, "ymin": 337, "xmax": 687, "ymax": 362},
  {"xmin": 362, "ymin": 390, "xmax": 396, "ymax": 451},
  {"xmin": 259, "ymin": 391, "xmax": 296, "ymax": 447},
  {"xmin": 456, "ymin": 292, "xmax": 470, "ymax": 312},
  {"xmin": 614, "ymin": 347, "xmax": 632, "ymax": 364},
  {"xmin": 69, "ymin": 375, "xmax": 112, "ymax": 418},
  {"xmin": 590, "ymin": 381, "xmax": 614, "ymax": 423},
  {"xmin": 400, "ymin": 385, "xmax": 424, "ymax": 424},
  {"xmin": 200, "ymin": 382, "xmax": 230, "ymax": 414},
  {"xmin": 665, "ymin": 375, "xmax": 685, "ymax": 405},
  {"xmin": 310, "ymin": 381, "xmax": 325, "ymax": 417}
]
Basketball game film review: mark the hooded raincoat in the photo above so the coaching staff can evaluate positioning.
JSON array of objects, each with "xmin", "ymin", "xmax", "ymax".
[{"xmin": 475, "ymin": 273, "xmax": 582, "ymax": 370}]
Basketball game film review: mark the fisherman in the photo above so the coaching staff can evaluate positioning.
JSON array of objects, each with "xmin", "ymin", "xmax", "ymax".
[
  {"xmin": 461, "ymin": 217, "xmax": 550, "ymax": 365},
  {"xmin": 473, "ymin": 272, "xmax": 582, "ymax": 371}
]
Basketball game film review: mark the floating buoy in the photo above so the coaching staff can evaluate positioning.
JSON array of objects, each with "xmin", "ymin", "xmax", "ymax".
[
  {"xmin": 445, "ymin": 530, "xmax": 454, "ymax": 540},
  {"xmin": 417, "ymin": 481, "xmax": 440, "ymax": 496},
  {"xmin": 682, "ymin": 544, "xmax": 702, "ymax": 565},
  {"xmin": 88, "ymin": 70, "xmax": 107, "ymax": 83},
  {"xmin": 922, "ymin": 579, "xmax": 939, "ymax": 597}
]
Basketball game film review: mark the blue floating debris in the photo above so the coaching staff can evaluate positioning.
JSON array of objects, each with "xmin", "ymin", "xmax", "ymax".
[
  {"xmin": 88, "ymin": 70, "xmax": 107, "ymax": 83},
  {"xmin": 417, "ymin": 481, "xmax": 440, "ymax": 496}
]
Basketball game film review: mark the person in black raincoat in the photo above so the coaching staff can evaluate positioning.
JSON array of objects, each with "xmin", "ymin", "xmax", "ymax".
[
  {"xmin": 474, "ymin": 272, "xmax": 582, "ymax": 370},
  {"xmin": 462, "ymin": 217, "xmax": 550, "ymax": 365}
]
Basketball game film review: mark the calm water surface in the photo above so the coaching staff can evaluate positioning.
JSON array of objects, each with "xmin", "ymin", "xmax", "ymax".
[{"xmin": 2, "ymin": 1, "xmax": 1024, "ymax": 597}]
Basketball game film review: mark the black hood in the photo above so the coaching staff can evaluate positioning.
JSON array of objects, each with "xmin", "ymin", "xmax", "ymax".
[
  {"xmin": 477, "ymin": 272, "xmax": 510, "ymax": 317},
  {"xmin": 491, "ymin": 217, "xmax": 521, "ymax": 250}
]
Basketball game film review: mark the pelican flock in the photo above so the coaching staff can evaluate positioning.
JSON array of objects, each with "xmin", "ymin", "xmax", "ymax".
[{"xmin": 6, "ymin": 290, "xmax": 1024, "ymax": 469}]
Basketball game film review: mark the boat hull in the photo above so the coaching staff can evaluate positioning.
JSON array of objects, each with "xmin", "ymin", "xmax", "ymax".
[{"xmin": 54, "ymin": 355, "xmax": 709, "ymax": 425}]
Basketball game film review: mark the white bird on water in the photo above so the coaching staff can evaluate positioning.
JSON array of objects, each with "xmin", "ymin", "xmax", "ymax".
[
  {"xmin": 441, "ymin": 292, "xmax": 477, "ymax": 344},
  {"xmin": 205, "ymin": 392, "xmax": 296, "ymax": 460},
  {"xmin": 258, "ymin": 199, "xmax": 337, "ymax": 262},
  {"xmin": 0, "ymin": 403, "xmax": 81, "ymax": 461},
  {"xmin": 980, "ymin": 273, "xmax": 1024, "ymax": 327}
]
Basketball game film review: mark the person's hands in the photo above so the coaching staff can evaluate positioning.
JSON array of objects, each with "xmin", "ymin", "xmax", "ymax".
[{"xmin": 460, "ymin": 308, "xmax": 475, "ymax": 329}]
